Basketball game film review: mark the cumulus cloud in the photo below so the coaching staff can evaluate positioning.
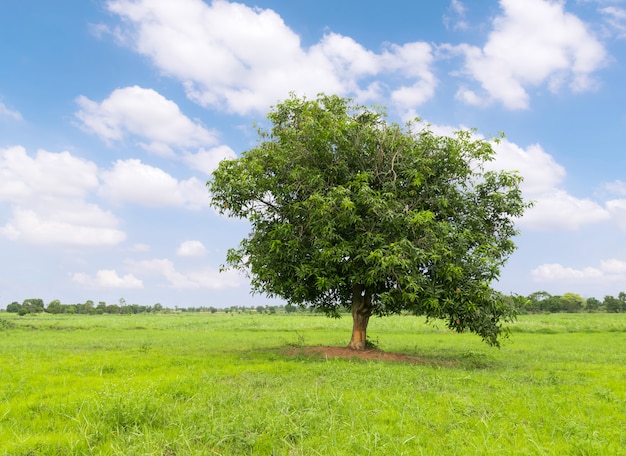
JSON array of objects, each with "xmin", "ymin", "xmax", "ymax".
[
  {"xmin": 425, "ymin": 124, "xmax": 614, "ymax": 231},
  {"xmin": 490, "ymin": 140, "xmax": 565, "ymax": 195},
  {"xmin": 0, "ymin": 102, "xmax": 22, "ymax": 121},
  {"xmin": 531, "ymin": 259, "xmax": 626, "ymax": 284},
  {"xmin": 0, "ymin": 146, "xmax": 99, "ymax": 202},
  {"xmin": 75, "ymin": 85, "xmax": 217, "ymax": 156},
  {"xmin": 486, "ymin": 139, "xmax": 611, "ymax": 230},
  {"xmin": 72, "ymin": 269, "xmax": 144, "ymax": 288},
  {"xmin": 129, "ymin": 258, "xmax": 241, "ymax": 289},
  {"xmin": 0, "ymin": 206, "xmax": 125, "ymax": 246},
  {"xmin": 176, "ymin": 240, "xmax": 207, "ymax": 257},
  {"xmin": 451, "ymin": 0, "xmax": 607, "ymax": 109},
  {"xmin": 99, "ymin": 159, "xmax": 211, "ymax": 209},
  {"xmin": 105, "ymin": 0, "xmax": 437, "ymax": 114},
  {"xmin": 183, "ymin": 145, "xmax": 236, "ymax": 175},
  {"xmin": 519, "ymin": 189, "xmax": 611, "ymax": 230},
  {"xmin": 0, "ymin": 146, "xmax": 125, "ymax": 246}
]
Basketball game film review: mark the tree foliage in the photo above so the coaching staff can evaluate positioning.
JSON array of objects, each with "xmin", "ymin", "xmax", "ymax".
[{"xmin": 208, "ymin": 94, "xmax": 530, "ymax": 347}]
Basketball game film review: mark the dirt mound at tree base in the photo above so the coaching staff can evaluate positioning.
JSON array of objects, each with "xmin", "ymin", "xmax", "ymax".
[{"xmin": 286, "ymin": 346, "xmax": 456, "ymax": 366}]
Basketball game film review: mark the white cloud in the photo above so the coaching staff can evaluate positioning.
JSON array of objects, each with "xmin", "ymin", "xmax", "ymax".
[
  {"xmin": 607, "ymin": 199, "xmax": 626, "ymax": 230},
  {"xmin": 485, "ymin": 139, "xmax": 610, "ymax": 230},
  {"xmin": 0, "ymin": 206, "xmax": 126, "ymax": 246},
  {"xmin": 0, "ymin": 146, "xmax": 125, "ymax": 246},
  {"xmin": 183, "ymin": 145, "xmax": 236, "ymax": 175},
  {"xmin": 75, "ymin": 85, "xmax": 217, "ymax": 156},
  {"xmin": 105, "ymin": 0, "xmax": 437, "ymax": 114},
  {"xmin": 0, "ymin": 146, "xmax": 99, "ymax": 203},
  {"xmin": 491, "ymin": 140, "xmax": 565, "ymax": 195},
  {"xmin": 130, "ymin": 258, "xmax": 241, "ymax": 289},
  {"xmin": 531, "ymin": 259, "xmax": 626, "ymax": 283},
  {"xmin": 425, "ymin": 126, "xmax": 613, "ymax": 232},
  {"xmin": 601, "ymin": 6, "xmax": 626, "ymax": 38},
  {"xmin": 0, "ymin": 102, "xmax": 22, "ymax": 121},
  {"xmin": 603, "ymin": 180, "xmax": 626, "ymax": 196},
  {"xmin": 72, "ymin": 269, "xmax": 144, "ymax": 288},
  {"xmin": 453, "ymin": 0, "xmax": 607, "ymax": 109},
  {"xmin": 177, "ymin": 240, "xmax": 207, "ymax": 257},
  {"xmin": 383, "ymin": 42, "xmax": 437, "ymax": 117},
  {"xmin": 443, "ymin": 0, "xmax": 469, "ymax": 31},
  {"xmin": 455, "ymin": 86, "xmax": 489, "ymax": 107},
  {"xmin": 520, "ymin": 189, "xmax": 611, "ymax": 230},
  {"xmin": 99, "ymin": 159, "xmax": 211, "ymax": 209},
  {"xmin": 129, "ymin": 243, "xmax": 151, "ymax": 252}
]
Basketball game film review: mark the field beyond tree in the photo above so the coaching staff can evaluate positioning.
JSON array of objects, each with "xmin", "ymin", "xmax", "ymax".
[{"xmin": 1, "ymin": 312, "xmax": 625, "ymax": 455}]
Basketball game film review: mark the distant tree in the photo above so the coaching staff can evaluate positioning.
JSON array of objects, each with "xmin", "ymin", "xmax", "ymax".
[
  {"xmin": 585, "ymin": 297, "xmax": 601, "ymax": 312},
  {"xmin": 84, "ymin": 300, "xmax": 95, "ymax": 315},
  {"xmin": 559, "ymin": 292, "xmax": 585, "ymax": 313},
  {"xmin": 604, "ymin": 295, "xmax": 622, "ymax": 313},
  {"xmin": 209, "ymin": 94, "xmax": 529, "ymax": 349},
  {"xmin": 505, "ymin": 294, "xmax": 531, "ymax": 314},
  {"xmin": 284, "ymin": 303, "xmax": 297, "ymax": 314},
  {"xmin": 619, "ymin": 292, "xmax": 626, "ymax": 312},
  {"xmin": 526, "ymin": 291, "xmax": 552, "ymax": 313},
  {"xmin": 154, "ymin": 303, "xmax": 163, "ymax": 312},
  {"xmin": 106, "ymin": 304, "xmax": 120, "ymax": 314},
  {"xmin": 22, "ymin": 298, "xmax": 44, "ymax": 314},
  {"xmin": 6, "ymin": 302, "xmax": 20, "ymax": 313},
  {"xmin": 46, "ymin": 299, "xmax": 63, "ymax": 314}
]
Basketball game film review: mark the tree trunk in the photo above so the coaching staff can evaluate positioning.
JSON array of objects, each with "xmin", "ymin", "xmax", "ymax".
[{"xmin": 348, "ymin": 285, "xmax": 372, "ymax": 350}]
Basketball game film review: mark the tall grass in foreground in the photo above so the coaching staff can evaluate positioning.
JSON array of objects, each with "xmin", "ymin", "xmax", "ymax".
[{"xmin": 0, "ymin": 313, "xmax": 625, "ymax": 455}]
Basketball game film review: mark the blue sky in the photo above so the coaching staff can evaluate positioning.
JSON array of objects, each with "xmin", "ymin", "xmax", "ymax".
[{"xmin": 1, "ymin": 0, "xmax": 626, "ymax": 308}]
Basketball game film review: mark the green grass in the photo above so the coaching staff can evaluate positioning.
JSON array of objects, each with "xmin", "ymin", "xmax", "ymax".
[{"xmin": 0, "ymin": 312, "xmax": 625, "ymax": 455}]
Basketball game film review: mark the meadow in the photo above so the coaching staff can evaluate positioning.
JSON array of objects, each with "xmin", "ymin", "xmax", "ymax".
[{"xmin": 0, "ymin": 312, "xmax": 625, "ymax": 455}]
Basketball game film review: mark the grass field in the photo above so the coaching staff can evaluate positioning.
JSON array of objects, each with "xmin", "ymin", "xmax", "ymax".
[{"xmin": 0, "ymin": 312, "xmax": 625, "ymax": 455}]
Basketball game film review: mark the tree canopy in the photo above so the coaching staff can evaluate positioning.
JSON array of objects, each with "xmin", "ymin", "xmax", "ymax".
[{"xmin": 208, "ymin": 94, "xmax": 530, "ymax": 349}]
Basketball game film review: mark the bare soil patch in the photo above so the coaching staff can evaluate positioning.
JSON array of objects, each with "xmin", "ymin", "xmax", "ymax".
[{"xmin": 286, "ymin": 345, "xmax": 456, "ymax": 366}]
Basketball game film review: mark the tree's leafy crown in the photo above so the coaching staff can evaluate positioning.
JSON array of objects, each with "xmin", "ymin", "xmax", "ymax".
[{"xmin": 209, "ymin": 94, "xmax": 530, "ymax": 346}]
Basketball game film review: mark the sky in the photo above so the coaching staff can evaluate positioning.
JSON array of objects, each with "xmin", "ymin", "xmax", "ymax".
[{"xmin": 1, "ymin": 0, "xmax": 626, "ymax": 309}]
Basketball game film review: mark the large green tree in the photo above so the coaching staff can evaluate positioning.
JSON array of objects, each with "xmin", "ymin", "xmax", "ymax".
[{"xmin": 209, "ymin": 94, "xmax": 530, "ymax": 349}]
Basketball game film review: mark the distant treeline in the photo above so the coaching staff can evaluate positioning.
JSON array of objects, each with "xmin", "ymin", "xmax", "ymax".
[
  {"xmin": 2, "ymin": 298, "xmax": 304, "ymax": 316},
  {"xmin": 508, "ymin": 291, "xmax": 626, "ymax": 314},
  {"xmin": 3, "ymin": 292, "xmax": 626, "ymax": 316}
]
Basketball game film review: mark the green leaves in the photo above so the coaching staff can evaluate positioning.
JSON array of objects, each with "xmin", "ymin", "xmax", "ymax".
[{"xmin": 208, "ymin": 94, "xmax": 531, "ymax": 346}]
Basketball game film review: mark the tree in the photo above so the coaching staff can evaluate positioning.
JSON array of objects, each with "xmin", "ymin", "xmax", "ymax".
[
  {"xmin": 604, "ymin": 295, "xmax": 622, "ymax": 313},
  {"xmin": 6, "ymin": 302, "xmax": 20, "ymax": 313},
  {"xmin": 209, "ymin": 94, "xmax": 529, "ymax": 349},
  {"xmin": 585, "ymin": 297, "xmax": 601, "ymax": 312},
  {"xmin": 559, "ymin": 292, "xmax": 585, "ymax": 313},
  {"xmin": 527, "ymin": 291, "xmax": 552, "ymax": 313},
  {"xmin": 46, "ymin": 299, "xmax": 63, "ymax": 314},
  {"xmin": 84, "ymin": 300, "xmax": 95, "ymax": 315},
  {"xmin": 22, "ymin": 298, "xmax": 44, "ymax": 314}
]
